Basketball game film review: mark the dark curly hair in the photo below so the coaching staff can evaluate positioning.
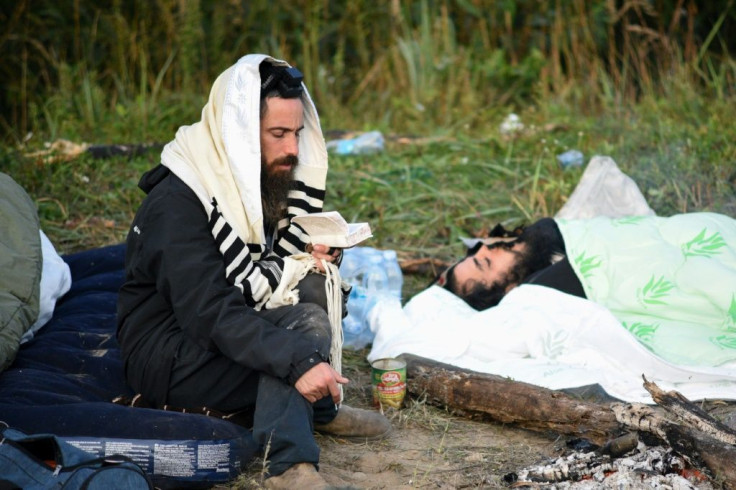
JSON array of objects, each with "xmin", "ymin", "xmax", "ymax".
[{"xmin": 441, "ymin": 219, "xmax": 566, "ymax": 310}]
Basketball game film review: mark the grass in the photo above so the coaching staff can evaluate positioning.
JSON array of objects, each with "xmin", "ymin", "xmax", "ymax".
[
  {"xmin": 3, "ymin": 93, "xmax": 734, "ymax": 303},
  {"xmin": 2, "ymin": 82, "xmax": 734, "ymax": 300},
  {"xmin": 4, "ymin": 2, "xmax": 735, "ymax": 142}
]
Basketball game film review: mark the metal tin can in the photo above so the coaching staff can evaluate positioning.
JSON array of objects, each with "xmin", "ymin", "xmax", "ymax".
[{"xmin": 371, "ymin": 358, "xmax": 406, "ymax": 409}]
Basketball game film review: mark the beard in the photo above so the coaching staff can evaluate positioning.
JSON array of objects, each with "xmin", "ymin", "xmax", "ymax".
[{"xmin": 261, "ymin": 155, "xmax": 298, "ymax": 226}]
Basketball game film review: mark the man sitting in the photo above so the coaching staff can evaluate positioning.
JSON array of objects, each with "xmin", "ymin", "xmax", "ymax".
[{"xmin": 117, "ymin": 54, "xmax": 390, "ymax": 489}]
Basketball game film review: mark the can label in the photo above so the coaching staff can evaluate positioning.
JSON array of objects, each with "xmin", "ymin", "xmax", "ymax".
[{"xmin": 371, "ymin": 358, "xmax": 406, "ymax": 409}]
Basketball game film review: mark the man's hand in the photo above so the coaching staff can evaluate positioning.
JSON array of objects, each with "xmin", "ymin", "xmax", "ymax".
[
  {"xmin": 307, "ymin": 243, "xmax": 342, "ymax": 272},
  {"xmin": 294, "ymin": 362, "xmax": 349, "ymax": 404}
]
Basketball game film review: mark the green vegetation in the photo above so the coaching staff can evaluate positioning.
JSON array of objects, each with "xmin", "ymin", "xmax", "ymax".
[{"xmin": 1, "ymin": 1, "xmax": 735, "ymax": 297}]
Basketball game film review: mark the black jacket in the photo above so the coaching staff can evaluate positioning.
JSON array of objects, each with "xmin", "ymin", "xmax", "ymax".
[{"xmin": 116, "ymin": 166, "xmax": 326, "ymax": 404}]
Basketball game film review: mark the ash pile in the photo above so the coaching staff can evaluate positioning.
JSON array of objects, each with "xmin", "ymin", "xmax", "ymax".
[
  {"xmin": 507, "ymin": 433, "xmax": 713, "ymax": 489},
  {"xmin": 504, "ymin": 378, "xmax": 736, "ymax": 489}
]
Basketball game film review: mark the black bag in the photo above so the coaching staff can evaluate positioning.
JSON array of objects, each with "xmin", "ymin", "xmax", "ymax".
[{"xmin": 0, "ymin": 427, "xmax": 153, "ymax": 489}]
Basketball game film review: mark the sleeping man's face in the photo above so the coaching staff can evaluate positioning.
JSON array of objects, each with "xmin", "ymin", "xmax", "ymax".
[
  {"xmin": 436, "ymin": 219, "xmax": 565, "ymax": 310},
  {"xmin": 437, "ymin": 241, "xmax": 527, "ymax": 308}
]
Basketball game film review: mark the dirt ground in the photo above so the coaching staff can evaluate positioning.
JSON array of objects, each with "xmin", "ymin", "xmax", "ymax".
[
  {"xmin": 231, "ymin": 348, "xmax": 563, "ymax": 489},
  {"xmin": 225, "ymin": 345, "xmax": 736, "ymax": 489}
]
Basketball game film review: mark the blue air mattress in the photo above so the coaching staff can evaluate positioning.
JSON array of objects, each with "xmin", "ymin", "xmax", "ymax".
[{"xmin": 0, "ymin": 244, "xmax": 259, "ymax": 489}]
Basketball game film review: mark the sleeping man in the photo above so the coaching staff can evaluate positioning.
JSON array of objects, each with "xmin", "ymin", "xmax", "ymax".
[
  {"xmin": 435, "ymin": 217, "xmax": 585, "ymax": 311},
  {"xmin": 435, "ymin": 212, "xmax": 736, "ymax": 367}
]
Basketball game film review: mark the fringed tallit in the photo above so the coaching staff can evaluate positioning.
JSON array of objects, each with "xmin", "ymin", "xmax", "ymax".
[{"xmin": 160, "ymin": 54, "xmax": 328, "ymax": 309}]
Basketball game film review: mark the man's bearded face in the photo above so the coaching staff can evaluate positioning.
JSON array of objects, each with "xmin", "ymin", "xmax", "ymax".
[
  {"xmin": 261, "ymin": 154, "xmax": 297, "ymax": 225},
  {"xmin": 259, "ymin": 95, "xmax": 304, "ymax": 225}
]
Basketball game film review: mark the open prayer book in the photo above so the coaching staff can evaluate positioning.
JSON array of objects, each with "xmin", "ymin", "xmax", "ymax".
[{"xmin": 292, "ymin": 211, "xmax": 372, "ymax": 248}]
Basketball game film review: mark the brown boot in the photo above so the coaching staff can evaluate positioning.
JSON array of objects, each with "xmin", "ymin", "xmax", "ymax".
[
  {"xmin": 314, "ymin": 404, "xmax": 392, "ymax": 441},
  {"xmin": 264, "ymin": 463, "xmax": 331, "ymax": 489}
]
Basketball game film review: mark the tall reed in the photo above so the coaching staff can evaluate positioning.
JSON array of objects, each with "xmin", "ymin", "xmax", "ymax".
[{"xmin": 0, "ymin": 0, "xmax": 733, "ymax": 143}]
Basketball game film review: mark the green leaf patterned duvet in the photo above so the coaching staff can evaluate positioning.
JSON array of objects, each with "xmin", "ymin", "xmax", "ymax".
[{"xmin": 557, "ymin": 213, "xmax": 736, "ymax": 367}]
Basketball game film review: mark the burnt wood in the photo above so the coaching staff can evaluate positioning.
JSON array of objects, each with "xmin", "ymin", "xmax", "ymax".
[
  {"xmin": 643, "ymin": 376, "xmax": 736, "ymax": 445},
  {"xmin": 401, "ymin": 354, "xmax": 736, "ymax": 486},
  {"xmin": 642, "ymin": 378, "xmax": 736, "ymax": 486}
]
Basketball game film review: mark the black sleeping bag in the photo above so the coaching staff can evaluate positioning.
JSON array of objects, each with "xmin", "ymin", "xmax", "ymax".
[{"xmin": 0, "ymin": 244, "xmax": 259, "ymax": 489}]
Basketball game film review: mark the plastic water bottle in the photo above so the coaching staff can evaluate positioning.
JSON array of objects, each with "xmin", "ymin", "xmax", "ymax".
[
  {"xmin": 382, "ymin": 250, "xmax": 403, "ymax": 300},
  {"xmin": 337, "ymin": 247, "xmax": 360, "ymax": 282},
  {"xmin": 339, "ymin": 246, "xmax": 404, "ymax": 349},
  {"xmin": 362, "ymin": 252, "xmax": 389, "ymax": 292},
  {"xmin": 326, "ymin": 131, "xmax": 385, "ymax": 155},
  {"xmin": 557, "ymin": 149, "xmax": 584, "ymax": 168},
  {"xmin": 342, "ymin": 286, "xmax": 368, "ymax": 348},
  {"xmin": 340, "ymin": 248, "xmax": 369, "ymax": 349},
  {"xmin": 343, "ymin": 284, "xmax": 389, "ymax": 349}
]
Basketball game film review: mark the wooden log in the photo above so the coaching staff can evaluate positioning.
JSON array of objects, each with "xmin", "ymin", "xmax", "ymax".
[
  {"xmin": 86, "ymin": 142, "xmax": 163, "ymax": 159},
  {"xmin": 596, "ymin": 431, "xmax": 639, "ymax": 457},
  {"xmin": 400, "ymin": 353, "xmax": 621, "ymax": 445},
  {"xmin": 401, "ymin": 355, "xmax": 736, "ymax": 486},
  {"xmin": 612, "ymin": 401, "xmax": 736, "ymax": 487},
  {"xmin": 665, "ymin": 424, "xmax": 736, "ymax": 487},
  {"xmin": 24, "ymin": 139, "xmax": 163, "ymax": 164},
  {"xmin": 641, "ymin": 378, "xmax": 736, "ymax": 487},
  {"xmin": 643, "ymin": 376, "xmax": 736, "ymax": 445}
]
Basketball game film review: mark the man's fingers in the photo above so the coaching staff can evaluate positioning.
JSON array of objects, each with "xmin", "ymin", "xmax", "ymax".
[
  {"xmin": 311, "ymin": 244, "xmax": 329, "ymax": 253},
  {"xmin": 310, "ymin": 244, "xmax": 342, "ymax": 257},
  {"xmin": 312, "ymin": 259, "xmax": 326, "ymax": 273},
  {"xmin": 329, "ymin": 371, "xmax": 349, "ymax": 403},
  {"xmin": 295, "ymin": 363, "xmax": 350, "ymax": 404},
  {"xmin": 327, "ymin": 380, "xmax": 341, "ymax": 403}
]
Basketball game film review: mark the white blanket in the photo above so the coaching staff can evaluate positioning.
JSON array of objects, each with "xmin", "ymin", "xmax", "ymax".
[
  {"xmin": 367, "ymin": 156, "xmax": 736, "ymax": 404},
  {"xmin": 367, "ymin": 284, "xmax": 736, "ymax": 403}
]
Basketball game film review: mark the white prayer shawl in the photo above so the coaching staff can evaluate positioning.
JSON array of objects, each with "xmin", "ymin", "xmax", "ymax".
[{"xmin": 160, "ymin": 54, "xmax": 328, "ymax": 310}]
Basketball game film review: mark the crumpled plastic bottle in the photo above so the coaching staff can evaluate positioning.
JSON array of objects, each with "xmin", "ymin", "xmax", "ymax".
[
  {"xmin": 341, "ymin": 287, "xmax": 369, "ymax": 346},
  {"xmin": 326, "ymin": 131, "xmax": 385, "ymax": 155},
  {"xmin": 382, "ymin": 250, "xmax": 403, "ymax": 301},
  {"xmin": 339, "ymin": 247, "xmax": 403, "ymax": 349},
  {"xmin": 557, "ymin": 149, "xmax": 584, "ymax": 168}
]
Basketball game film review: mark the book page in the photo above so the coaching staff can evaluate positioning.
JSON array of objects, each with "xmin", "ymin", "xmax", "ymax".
[
  {"xmin": 292, "ymin": 211, "xmax": 372, "ymax": 247},
  {"xmin": 292, "ymin": 211, "xmax": 347, "ymax": 235}
]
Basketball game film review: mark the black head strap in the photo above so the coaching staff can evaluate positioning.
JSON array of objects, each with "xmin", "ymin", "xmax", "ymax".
[{"xmin": 259, "ymin": 62, "xmax": 304, "ymax": 99}]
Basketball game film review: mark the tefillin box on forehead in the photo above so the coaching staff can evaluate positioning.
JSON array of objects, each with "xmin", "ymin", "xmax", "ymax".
[{"xmin": 259, "ymin": 62, "xmax": 304, "ymax": 99}]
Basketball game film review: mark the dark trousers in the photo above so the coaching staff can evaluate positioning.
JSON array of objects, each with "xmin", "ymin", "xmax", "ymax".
[{"xmin": 165, "ymin": 274, "xmax": 338, "ymax": 476}]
